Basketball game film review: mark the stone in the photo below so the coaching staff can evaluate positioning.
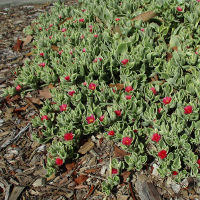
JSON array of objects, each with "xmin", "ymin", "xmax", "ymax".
[
  {"xmin": 171, "ymin": 182, "xmax": 181, "ymax": 194},
  {"xmin": 32, "ymin": 178, "xmax": 45, "ymax": 187},
  {"xmin": 152, "ymin": 163, "xmax": 159, "ymax": 176}
]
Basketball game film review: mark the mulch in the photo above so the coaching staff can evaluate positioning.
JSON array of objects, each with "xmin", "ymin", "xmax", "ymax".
[{"xmin": 0, "ymin": 2, "xmax": 199, "ymax": 200}]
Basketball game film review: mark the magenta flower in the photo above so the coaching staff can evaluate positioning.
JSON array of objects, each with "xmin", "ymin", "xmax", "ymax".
[
  {"xmin": 158, "ymin": 150, "xmax": 167, "ymax": 159},
  {"xmin": 121, "ymin": 59, "xmax": 129, "ymax": 65},
  {"xmin": 86, "ymin": 114, "xmax": 95, "ymax": 124},
  {"xmin": 16, "ymin": 85, "xmax": 22, "ymax": 91},
  {"xmin": 115, "ymin": 18, "xmax": 120, "ymax": 21},
  {"xmin": 79, "ymin": 18, "xmax": 85, "ymax": 22},
  {"xmin": 197, "ymin": 159, "xmax": 200, "ymax": 168},
  {"xmin": 40, "ymin": 52, "xmax": 44, "ymax": 57},
  {"xmin": 49, "ymin": 36, "xmax": 52, "ymax": 39},
  {"xmin": 114, "ymin": 110, "xmax": 121, "ymax": 116},
  {"xmin": 82, "ymin": 9, "xmax": 86, "ymax": 12},
  {"xmin": 39, "ymin": 27, "xmax": 42, "ymax": 31},
  {"xmin": 98, "ymin": 58, "xmax": 103, "ymax": 61},
  {"xmin": 152, "ymin": 133, "xmax": 161, "ymax": 143},
  {"xmin": 88, "ymin": 83, "xmax": 96, "ymax": 90},
  {"xmin": 141, "ymin": 28, "xmax": 145, "ymax": 32},
  {"xmin": 99, "ymin": 115, "xmax": 104, "ymax": 122},
  {"xmin": 94, "ymin": 34, "xmax": 98, "ymax": 38},
  {"xmin": 41, "ymin": 115, "xmax": 48, "ymax": 121},
  {"xmin": 64, "ymin": 133, "xmax": 73, "ymax": 141},
  {"xmin": 81, "ymin": 35, "xmax": 84, "ymax": 39},
  {"xmin": 69, "ymin": 50, "xmax": 73, "ymax": 55},
  {"xmin": 83, "ymin": 82, "xmax": 87, "ymax": 86},
  {"xmin": 60, "ymin": 104, "xmax": 67, "ymax": 112},
  {"xmin": 108, "ymin": 130, "xmax": 115, "ymax": 136},
  {"xmin": 58, "ymin": 50, "xmax": 63, "ymax": 55},
  {"xmin": 65, "ymin": 76, "xmax": 70, "ymax": 81},
  {"xmin": 39, "ymin": 62, "xmax": 46, "ymax": 67},
  {"xmin": 150, "ymin": 87, "xmax": 157, "ymax": 95},
  {"xmin": 55, "ymin": 157, "xmax": 63, "ymax": 166},
  {"xmin": 49, "ymin": 24, "xmax": 53, "ymax": 28},
  {"xmin": 197, "ymin": 0, "xmax": 200, "ymax": 2},
  {"xmin": 125, "ymin": 86, "xmax": 133, "ymax": 93},
  {"xmin": 122, "ymin": 137, "xmax": 132, "ymax": 146},
  {"xmin": 112, "ymin": 168, "xmax": 118, "ymax": 174},
  {"xmin": 89, "ymin": 25, "xmax": 93, "ymax": 28},
  {"xmin": 82, "ymin": 48, "xmax": 86, "ymax": 52},
  {"xmin": 68, "ymin": 90, "xmax": 75, "ymax": 96},
  {"xmin": 176, "ymin": 6, "xmax": 183, "ymax": 11},
  {"xmin": 61, "ymin": 28, "xmax": 67, "ymax": 32},
  {"xmin": 158, "ymin": 107, "xmax": 163, "ymax": 113},
  {"xmin": 184, "ymin": 105, "xmax": 192, "ymax": 114},
  {"xmin": 163, "ymin": 97, "xmax": 172, "ymax": 105},
  {"xmin": 125, "ymin": 95, "xmax": 132, "ymax": 100}
]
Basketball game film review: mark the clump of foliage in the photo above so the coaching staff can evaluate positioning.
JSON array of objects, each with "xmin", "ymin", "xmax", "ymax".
[{"xmin": 3, "ymin": 0, "xmax": 200, "ymax": 195}]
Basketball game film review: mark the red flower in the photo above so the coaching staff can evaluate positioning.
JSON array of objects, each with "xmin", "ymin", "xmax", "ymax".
[
  {"xmin": 115, "ymin": 18, "xmax": 120, "ymax": 21},
  {"xmin": 88, "ymin": 83, "xmax": 96, "ymax": 90},
  {"xmin": 99, "ymin": 115, "xmax": 104, "ymax": 122},
  {"xmin": 152, "ymin": 133, "xmax": 161, "ymax": 143},
  {"xmin": 49, "ymin": 24, "xmax": 53, "ymax": 27},
  {"xmin": 68, "ymin": 90, "xmax": 75, "ymax": 96},
  {"xmin": 121, "ymin": 59, "xmax": 129, "ymax": 65},
  {"xmin": 79, "ymin": 18, "xmax": 85, "ymax": 22},
  {"xmin": 86, "ymin": 114, "xmax": 95, "ymax": 124},
  {"xmin": 16, "ymin": 85, "xmax": 22, "ymax": 91},
  {"xmin": 197, "ymin": 159, "xmax": 200, "ymax": 168},
  {"xmin": 184, "ymin": 105, "xmax": 192, "ymax": 114},
  {"xmin": 158, "ymin": 107, "xmax": 163, "ymax": 113},
  {"xmin": 176, "ymin": 6, "xmax": 183, "ymax": 11},
  {"xmin": 40, "ymin": 52, "xmax": 44, "ymax": 57},
  {"xmin": 82, "ymin": 48, "xmax": 86, "ymax": 52},
  {"xmin": 114, "ymin": 110, "xmax": 121, "ymax": 116},
  {"xmin": 172, "ymin": 171, "xmax": 178, "ymax": 175},
  {"xmin": 41, "ymin": 115, "xmax": 48, "ymax": 121},
  {"xmin": 60, "ymin": 104, "xmax": 67, "ymax": 112},
  {"xmin": 94, "ymin": 34, "xmax": 98, "ymax": 38},
  {"xmin": 83, "ymin": 82, "xmax": 87, "ymax": 86},
  {"xmin": 108, "ymin": 130, "xmax": 115, "ymax": 136},
  {"xmin": 64, "ymin": 133, "xmax": 73, "ymax": 141},
  {"xmin": 112, "ymin": 168, "xmax": 118, "ymax": 174},
  {"xmin": 158, "ymin": 150, "xmax": 167, "ymax": 159},
  {"xmin": 55, "ymin": 158, "xmax": 63, "ymax": 166},
  {"xmin": 163, "ymin": 97, "xmax": 172, "ymax": 105},
  {"xmin": 81, "ymin": 34, "xmax": 84, "ymax": 39},
  {"xmin": 133, "ymin": 129, "xmax": 138, "ymax": 133},
  {"xmin": 126, "ymin": 95, "xmax": 132, "ymax": 100},
  {"xmin": 125, "ymin": 86, "xmax": 133, "ymax": 93},
  {"xmin": 65, "ymin": 76, "xmax": 70, "ymax": 81},
  {"xmin": 141, "ymin": 28, "xmax": 145, "ymax": 32},
  {"xmin": 150, "ymin": 87, "xmax": 157, "ymax": 95},
  {"xmin": 49, "ymin": 36, "xmax": 52, "ymax": 39},
  {"xmin": 39, "ymin": 27, "xmax": 42, "ymax": 31},
  {"xmin": 82, "ymin": 9, "xmax": 86, "ymax": 12},
  {"xmin": 61, "ymin": 28, "xmax": 67, "ymax": 32},
  {"xmin": 197, "ymin": 0, "xmax": 200, "ymax": 2},
  {"xmin": 39, "ymin": 62, "xmax": 45, "ymax": 67},
  {"xmin": 122, "ymin": 137, "xmax": 132, "ymax": 146}
]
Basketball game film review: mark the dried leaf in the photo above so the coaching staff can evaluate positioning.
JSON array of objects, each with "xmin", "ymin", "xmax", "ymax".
[
  {"xmin": 13, "ymin": 38, "xmax": 23, "ymax": 51},
  {"xmin": 121, "ymin": 171, "xmax": 131, "ymax": 182},
  {"xmin": 78, "ymin": 139, "xmax": 95, "ymax": 154},
  {"xmin": 167, "ymin": 52, "xmax": 173, "ymax": 62},
  {"xmin": 46, "ymin": 173, "xmax": 55, "ymax": 182},
  {"xmin": 151, "ymin": 74, "xmax": 159, "ymax": 82},
  {"xmin": 5, "ymin": 108, "xmax": 14, "ymax": 121},
  {"xmin": 84, "ymin": 168, "xmax": 99, "ymax": 174},
  {"xmin": 114, "ymin": 145, "xmax": 130, "ymax": 158},
  {"xmin": 172, "ymin": 46, "xmax": 178, "ymax": 52},
  {"xmin": 59, "ymin": 17, "xmax": 73, "ymax": 25},
  {"xmin": 51, "ymin": 45, "xmax": 59, "ymax": 52},
  {"xmin": 26, "ymin": 97, "xmax": 42, "ymax": 105},
  {"xmin": 14, "ymin": 105, "xmax": 28, "ymax": 112},
  {"xmin": 84, "ymin": 185, "xmax": 95, "ymax": 199},
  {"xmin": 26, "ymin": 52, "xmax": 33, "ymax": 57},
  {"xmin": 131, "ymin": 11, "xmax": 157, "ymax": 22},
  {"xmin": 65, "ymin": 162, "xmax": 76, "ymax": 172},
  {"xmin": 74, "ymin": 174, "xmax": 88, "ymax": 185},
  {"xmin": 95, "ymin": 17, "xmax": 102, "ymax": 23},
  {"xmin": 112, "ymin": 25, "xmax": 121, "ymax": 35},
  {"xmin": 39, "ymin": 87, "xmax": 52, "ymax": 99},
  {"xmin": 22, "ymin": 35, "xmax": 33, "ymax": 47},
  {"xmin": 10, "ymin": 95, "xmax": 20, "ymax": 101},
  {"xmin": 109, "ymin": 83, "xmax": 124, "ymax": 90}
]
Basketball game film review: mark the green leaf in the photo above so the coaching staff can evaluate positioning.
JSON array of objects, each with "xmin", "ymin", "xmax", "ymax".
[{"xmin": 116, "ymin": 43, "xmax": 128, "ymax": 55}]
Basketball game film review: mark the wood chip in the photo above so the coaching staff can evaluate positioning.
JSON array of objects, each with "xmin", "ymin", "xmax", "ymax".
[
  {"xmin": 0, "ymin": 131, "xmax": 10, "ymax": 137},
  {"xmin": 65, "ymin": 162, "xmax": 76, "ymax": 172},
  {"xmin": 131, "ymin": 11, "xmax": 157, "ymax": 22},
  {"xmin": 9, "ymin": 186, "xmax": 25, "ymax": 200},
  {"xmin": 4, "ymin": 108, "xmax": 14, "ymax": 121},
  {"xmin": 51, "ymin": 45, "xmax": 59, "ymax": 52},
  {"xmin": 78, "ymin": 139, "xmax": 95, "ymax": 154}
]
